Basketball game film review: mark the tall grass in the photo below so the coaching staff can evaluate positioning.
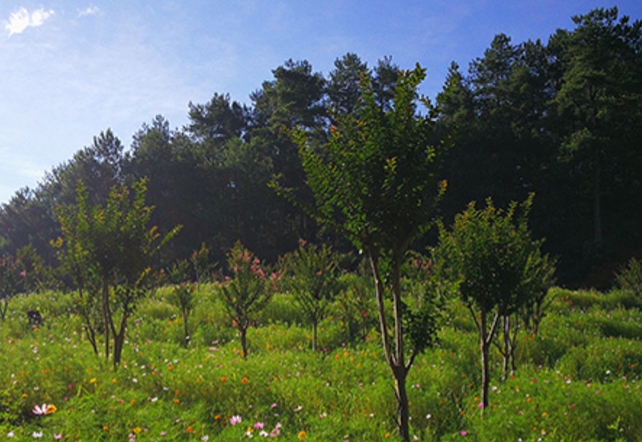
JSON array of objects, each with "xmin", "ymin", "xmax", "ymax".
[{"xmin": 1, "ymin": 285, "xmax": 641, "ymax": 440}]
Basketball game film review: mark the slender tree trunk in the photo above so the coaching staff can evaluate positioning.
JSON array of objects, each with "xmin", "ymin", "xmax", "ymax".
[
  {"xmin": 480, "ymin": 310, "xmax": 490, "ymax": 415},
  {"xmin": 479, "ymin": 311, "xmax": 500, "ymax": 415},
  {"xmin": 501, "ymin": 315, "xmax": 511, "ymax": 379},
  {"xmin": 394, "ymin": 365, "xmax": 410, "ymax": 442},
  {"xmin": 1, "ymin": 299, "xmax": 8, "ymax": 321},
  {"xmin": 370, "ymin": 255, "xmax": 411, "ymax": 441},
  {"xmin": 113, "ymin": 314, "xmax": 128, "ymax": 367},
  {"xmin": 101, "ymin": 279, "xmax": 111, "ymax": 361},
  {"xmin": 391, "ymin": 257, "xmax": 411, "ymax": 442},
  {"xmin": 84, "ymin": 317, "xmax": 99, "ymax": 356},
  {"xmin": 240, "ymin": 326, "xmax": 248, "ymax": 360}
]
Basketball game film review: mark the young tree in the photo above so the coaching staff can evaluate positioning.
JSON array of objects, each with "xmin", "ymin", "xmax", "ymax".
[
  {"xmin": 220, "ymin": 241, "xmax": 278, "ymax": 359},
  {"xmin": 170, "ymin": 281, "xmax": 196, "ymax": 347},
  {"xmin": 281, "ymin": 240, "xmax": 343, "ymax": 351},
  {"xmin": 280, "ymin": 64, "xmax": 447, "ymax": 441},
  {"xmin": 433, "ymin": 195, "xmax": 553, "ymax": 412},
  {"xmin": 54, "ymin": 180, "xmax": 179, "ymax": 367}
]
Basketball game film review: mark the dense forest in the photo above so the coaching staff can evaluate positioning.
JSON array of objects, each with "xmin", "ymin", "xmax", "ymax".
[{"xmin": 1, "ymin": 7, "xmax": 641, "ymax": 288}]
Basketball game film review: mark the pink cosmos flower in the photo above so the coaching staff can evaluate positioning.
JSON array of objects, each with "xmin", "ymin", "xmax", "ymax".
[{"xmin": 230, "ymin": 415, "xmax": 242, "ymax": 426}]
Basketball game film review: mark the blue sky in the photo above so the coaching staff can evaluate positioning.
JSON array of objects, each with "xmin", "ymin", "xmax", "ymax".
[{"xmin": 1, "ymin": 1, "xmax": 641, "ymax": 205}]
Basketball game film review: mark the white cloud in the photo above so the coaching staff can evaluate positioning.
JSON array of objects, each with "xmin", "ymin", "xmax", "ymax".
[
  {"xmin": 78, "ymin": 6, "xmax": 100, "ymax": 18},
  {"xmin": 5, "ymin": 7, "xmax": 54, "ymax": 36}
]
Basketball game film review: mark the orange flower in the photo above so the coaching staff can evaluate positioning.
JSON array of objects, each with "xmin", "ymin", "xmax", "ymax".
[
  {"xmin": 186, "ymin": 427, "xmax": 194, "ymax": 433},
  {"xmin": 241, "ymin": 377, "xmax": 248, "ymax": 384},
  {"xmin": 298, "ymin": 430, "xmax": 307, "ymax": 440},
  {"xmin": 221, "ymin": 376, "xmax": 227, "ymax": 382}
]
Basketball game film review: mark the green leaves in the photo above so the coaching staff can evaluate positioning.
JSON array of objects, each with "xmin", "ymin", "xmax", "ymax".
[
  {"xmin": 295, "ymin": 64, "xmax": 447, "ymax": 256},
  {"xmin": 435, "ymin": 194, "xmax": 545, "ymax": 316}
]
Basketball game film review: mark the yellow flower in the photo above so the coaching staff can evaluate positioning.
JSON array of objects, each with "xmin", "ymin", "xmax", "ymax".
[
  {"xmin": 298, "ymin": 430, "xmax": 307, "ymax": 441},
  {"xmin": 133, "ymin": 427, "xmax": 142, "ymax": 434},
  {"xmin": 46, "ymin": 404, "xmax": 57, "ymax": 415},
  {"xmin": 89, "ymin": 378, "xmax": 97, "ymax": 384}
]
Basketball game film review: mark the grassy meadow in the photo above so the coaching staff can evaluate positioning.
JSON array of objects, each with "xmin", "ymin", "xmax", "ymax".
[{"xmin": 2, "ymin": 285, "xmax": 642, "ymax": 441}]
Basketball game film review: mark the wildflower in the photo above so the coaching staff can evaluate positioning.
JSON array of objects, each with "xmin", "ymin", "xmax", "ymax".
[
  {"xmin": 241, "ymin": 377, "xmax": 248, "ymax": 384},
  {"xmin": 33, "ymin": 403, "xmax": 57, "ymax": 415},
  {"xmin": 478, "ymin": 402, "xmax": 484, "ymax": 408},
  {"xmin": 298, "ymin": 430, "xmax": 307, "ymax": 440},
  {"xmin": 460, "ymin": 430, "xmax": 467, "ymax": 436},
  {"xmin": 201, "ymin": 436, "xmax": 209, "ymax": 441},
  {"xmin": 270, "ymin": 423, "xmax": 282, "ymax": 437},
  {"xmin": 133, "ymin": 427, "xmax": 142, "ymax": 434},
  {"xmin": 254, "ymin": 423, "xmax": 265, "ymax": 429},
  {"xmin": 259, "ymin": 431, "xmax": 269, "ymax": 437},
  {"xmin": 230, "ymin": 415, "xmax": 243, "ymax": 426},
  {"xmin": 54, "ymin": 434, "xmax": 63, "ymax": 440},
  {"xmin": 32, "ymin": 431, "xmax": 43, "ymax": 438},
  {"xmin": 7, "ymin": 431, "xmax": 15, "ymax": 438},
  {"xmin": 186, "ymin": 427, "xmax": 194, "ymax": 433},
  {"xmin": 89, "ymin": 378, "xmax": 97, "ymax": 384}
]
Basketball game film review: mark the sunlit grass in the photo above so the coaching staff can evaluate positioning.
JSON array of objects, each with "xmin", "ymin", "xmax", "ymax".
[{"xmin": 1, "ymin": 286, "xmax": 642, "ymax": 440}]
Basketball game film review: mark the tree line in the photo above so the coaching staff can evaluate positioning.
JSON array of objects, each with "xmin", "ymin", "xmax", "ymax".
[{"xmin": 1, "ymin": 7, "xmax": 641, "ymax": 289}]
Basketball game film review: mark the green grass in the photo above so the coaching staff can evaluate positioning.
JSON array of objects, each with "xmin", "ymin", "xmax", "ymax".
[{"xmin": 1, "ymin": 285, "xmax": 642, "ymax": 441}]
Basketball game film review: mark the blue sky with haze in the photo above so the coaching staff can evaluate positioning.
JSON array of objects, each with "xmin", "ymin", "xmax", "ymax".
[{"xmin": 1, "ymin": 1, "xmax": 641, "ymax": 205}]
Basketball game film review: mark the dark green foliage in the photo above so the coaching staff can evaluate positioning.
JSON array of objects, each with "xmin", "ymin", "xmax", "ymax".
[
  {"xmin": 615, "ymin": 258, "xmax": 642, "ymax": 306},
  {"xmin": 0, "ymin": 254, "xmax": 23, "ymax": 321},
  {"xmin": 434, "ymin": 196, "xmax": 554, "ymax": 410}
]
